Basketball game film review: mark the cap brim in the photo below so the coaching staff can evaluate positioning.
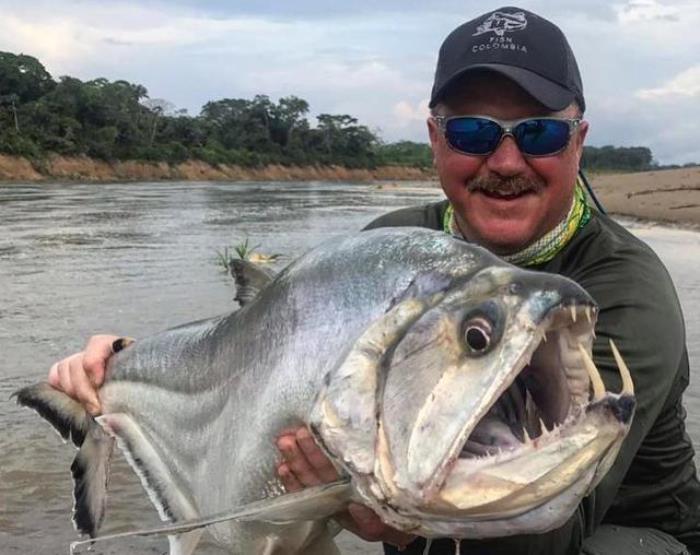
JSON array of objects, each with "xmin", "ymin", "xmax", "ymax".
[{"xmin": 430, "ymin": 64, "xmax": 576, "ymax": 111}]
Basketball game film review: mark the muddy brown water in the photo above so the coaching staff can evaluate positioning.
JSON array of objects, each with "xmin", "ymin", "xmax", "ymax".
[{"xmin": 0, "ymin": 181, "xmax": 697, "ymax": 554}]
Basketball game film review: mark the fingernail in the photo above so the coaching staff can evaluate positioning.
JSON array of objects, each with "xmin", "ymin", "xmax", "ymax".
[{"xmin": 111, "ymin": 337, "xmax": 135, "ymax": 354}]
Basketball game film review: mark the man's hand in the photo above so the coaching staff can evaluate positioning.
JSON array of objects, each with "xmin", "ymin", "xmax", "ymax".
[
  {"xmin": 276, "ymin": 427, "xmax": 416, "ymax": 549},
  {"xmin": 47, "ymin": 334, "xmax": 121, "ymax": 415}
]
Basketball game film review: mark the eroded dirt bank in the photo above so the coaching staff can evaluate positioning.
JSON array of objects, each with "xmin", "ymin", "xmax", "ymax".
[
  {"xmin": 0, "ymin": 154, "xmax": 433, "ymax": 182},
  {"xmin": 1, "ymin": 154, "xmax": 697, "ymax": 227}
]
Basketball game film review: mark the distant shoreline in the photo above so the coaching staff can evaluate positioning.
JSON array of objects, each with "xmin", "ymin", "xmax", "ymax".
[
  {"xmin": 0, "ymin": 153, "xmax": 433, "ymax": 183},
  {"xmin": 0, "ymin": 154, "xmax": 697, "ymax": 229}
]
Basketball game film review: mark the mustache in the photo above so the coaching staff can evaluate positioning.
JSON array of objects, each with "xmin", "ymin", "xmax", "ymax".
[{"xmin": 466, "ymin": 176, "xmax": 545, "ymax": 196}]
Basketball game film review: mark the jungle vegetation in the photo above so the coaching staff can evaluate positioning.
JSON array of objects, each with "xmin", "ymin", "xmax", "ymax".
[{"xmin": 0, "ymin": 51, "xmax": 680, "ymax": 172}]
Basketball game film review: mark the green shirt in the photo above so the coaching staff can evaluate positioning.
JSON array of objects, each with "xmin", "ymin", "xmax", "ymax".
[{"xmin": 367, "ymin": 201, "xmax": 700, "ymax": 555}]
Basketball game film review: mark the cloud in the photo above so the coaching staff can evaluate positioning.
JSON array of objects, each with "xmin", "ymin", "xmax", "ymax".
[
  {"xmin": 636, "ymin": 65, "xmax": 700, "ymax": 99},
  {"xmin": 587, "ymin": 90, "xmax": 700, "ymax": 165},
  {"xmin": 0, "ymin": 0, "xmax": 698, "ymax": 163},
  {"xmin": 616, "ymin": 0, "xmax": 680, "ymax": 23},
  {"xmin": 0, "ymin": 3, "xmax": 294, "ymax": 76},
  {"xmin": 393, "ymin": 100, "xmax": 430, "ymax": 126}
]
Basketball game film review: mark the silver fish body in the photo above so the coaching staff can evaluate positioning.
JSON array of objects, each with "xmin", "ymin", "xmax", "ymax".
[{"xmin": 15, "ymin": 227, "xmax": 635, "ymax": 554}]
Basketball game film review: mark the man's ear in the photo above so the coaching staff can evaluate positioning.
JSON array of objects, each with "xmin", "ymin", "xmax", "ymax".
[
  {"xmin": 427, "ymin": 117, "xmax": 441, "ymax": 150},
  {"xmin": 427, "ymin": 117, "xmax": 441, "ymax": 168}
]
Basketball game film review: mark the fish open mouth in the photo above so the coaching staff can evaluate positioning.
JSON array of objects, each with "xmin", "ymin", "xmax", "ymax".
[
  {"xmin": 460, "ymin": 303, "xmax": 602, "ymax": 459},
  {"xmin": 436, "ymin": 301, "xmax": 635, "ymax": 516}
]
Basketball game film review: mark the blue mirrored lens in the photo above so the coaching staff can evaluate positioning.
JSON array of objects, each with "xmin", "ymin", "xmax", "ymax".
[
  {"xmin": 443, "ymin": 117, "xmax": 571, "ymax": 156},
  {"xmin": 445, "ymin": 118, "xmax": 502, "ymax": 155},
  {"xmin": 513, "ymin": 119, "xmax": 570, "ymax": 156}
]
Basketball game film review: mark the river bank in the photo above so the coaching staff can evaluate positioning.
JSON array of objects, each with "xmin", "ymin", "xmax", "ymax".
[
  {"xmin": 0, "ymin": 153, "xmax": 433, "ymax": 182},
  {"xmin": 0, "ymin": 153, "xmax": 697, "ymax": 228},
  {"xmin": 589, "ymin": 168, "xmax": 700, "ymax": 228}
]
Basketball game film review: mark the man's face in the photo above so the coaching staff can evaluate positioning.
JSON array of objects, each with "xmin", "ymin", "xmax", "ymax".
[{"xmin": 427, "ymin": 74, "xmax": 588, "ymax": 255}]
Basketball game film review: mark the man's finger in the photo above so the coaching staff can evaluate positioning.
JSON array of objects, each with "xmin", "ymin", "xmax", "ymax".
[
  {"xmin": 295, "ymin": 428, "xmax": 339, "ymax": 483},
  {"xmin": 277, "ymin": 435, "xmax": 321, "ymax": 487},
  {"xmin": 57, "ymin": 361, "xmax": 75, "ymax": 398},
  {"xmin": 347, "ymin": 503, "xmax": 416, "ymax": 547},
  {"xmin": 70, "ymin": 356, "xmax": 101, "ymax": 415},
  {"xmin": 82, "ymin": 334, "xmax": 120, "ymax": 387},
  {"xmin": 277, "ymin": 463, "xmax": 303, "ymax": 493}
]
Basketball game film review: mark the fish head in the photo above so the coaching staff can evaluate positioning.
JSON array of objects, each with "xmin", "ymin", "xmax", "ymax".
[{"xmin": 310, "ymin": 262, "xmax": 635, "ymax": 538}]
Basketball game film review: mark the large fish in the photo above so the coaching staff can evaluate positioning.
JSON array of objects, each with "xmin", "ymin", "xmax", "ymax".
[{"xmin": 15, "ymin": 227, "xmax": 635, "ymax": 554}]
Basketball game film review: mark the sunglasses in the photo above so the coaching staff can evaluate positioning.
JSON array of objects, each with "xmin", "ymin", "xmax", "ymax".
[{"xmin": 432, "ymin": 115, "xmax": 582, "ymax": 157}]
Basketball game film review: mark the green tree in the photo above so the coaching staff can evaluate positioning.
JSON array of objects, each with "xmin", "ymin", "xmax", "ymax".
[
  {"xmin": 375, "ymin": 141, "xmax": 433, "ymax": 168},
  {"xmin": 0, "ymin": 52, "xmax": 55, "ymax": 102},
  {"xmin": 582, "ymin": 145, "xmax": 655, "ymax": 171},
  {"xmin": 271, "ymin": 95, "xmax": 310, "ymax": 148},
  {"xmin": 0, "ymin": 49, "xmax": 449, "ymax": 170}
]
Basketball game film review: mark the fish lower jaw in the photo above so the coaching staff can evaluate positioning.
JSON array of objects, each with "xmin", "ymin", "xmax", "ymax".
[
  {"xmin": 454, "ymin": 403, "xmax": 595, "ymax": 470},
  {"xmin": 433, "ymin": 393, "xmax": 631, "ymax": 513},
  {"xmin": 451, "ymin": 376, "xmax": 633, "ymax": 471},
  {"xmin": 458, "ymin": 407, "xmax": 582, "ymax": 465}
]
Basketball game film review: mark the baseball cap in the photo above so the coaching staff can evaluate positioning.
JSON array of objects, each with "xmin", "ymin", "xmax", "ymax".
[{"xmin": 430, "ymin": 7, "xmax": 585, "ymax": 112}]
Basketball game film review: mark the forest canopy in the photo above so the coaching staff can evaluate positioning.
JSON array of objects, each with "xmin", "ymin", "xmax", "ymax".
[{"xmin": 0, "ymin": 51, "xmax": 673, "ymax": 171}]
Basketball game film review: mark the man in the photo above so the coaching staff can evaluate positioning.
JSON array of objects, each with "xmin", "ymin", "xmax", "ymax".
[{"xmin": 49, "ymin": 7, "xmax": 698, "ymax": 555}]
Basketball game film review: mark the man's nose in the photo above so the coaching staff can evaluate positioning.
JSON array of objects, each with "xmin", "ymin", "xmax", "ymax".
[{"xmin": 486, "ymin": 135, "xmax": 528, "ymax": 176}]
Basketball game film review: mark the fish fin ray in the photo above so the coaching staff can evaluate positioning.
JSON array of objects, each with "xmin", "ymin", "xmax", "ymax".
[
  {"xmin": 70, "ymin": 424, "xmax": 115, "ymax": 536},
  {"xmin": 69, "ymin": 481, "xmax": 352, "ymax": 553},
  {"xmin": 13, "ymin": 382, "xmax": 90, "ymax": 446},
  {"xmin": 96, "ymin": 413, "xmax": 201, "ymax": 527},
  {"xmin": 230, "ymin": 258, "xmax": 275, "ymax": 306},
  {"xmin": 12, "ymin": 381, "xmax": 115, "ymax": 537}
]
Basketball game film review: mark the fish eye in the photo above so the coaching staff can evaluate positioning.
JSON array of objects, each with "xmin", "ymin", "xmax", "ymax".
[{"xmin": 463, "ymin": 316, "xmax": 493, "ymax": 354}]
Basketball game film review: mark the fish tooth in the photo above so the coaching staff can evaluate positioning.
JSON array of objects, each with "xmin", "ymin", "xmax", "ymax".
[
  {"xmin": 577, "ymin": 344, "xmax": 606, "ymax": 401},
  {"xmin": 539, "ymin": 417, "xmax": 548, "ymax": 436},
  {"xmin": 585, "ymin": 306, "xmax": 592, "ymax": 324},
  {"xmin": 570, "ymin": 305, "xmax": 577, "ymax": 322},
  {"xmin": 524, "ymin": 389, "xmax": 539, "ymax": 439},
  {"xmin": 609, "ymin": 340, "xmax": 635, "ymax": 395},
  {"xmin": 523, "ymin": 426, "xmax": 531, "ymax": 444}
]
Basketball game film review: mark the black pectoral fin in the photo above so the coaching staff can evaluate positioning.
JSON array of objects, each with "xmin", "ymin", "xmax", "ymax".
[
  {"xmin": 13, "ymin": 382, "xmax": 91, "ymax": 447},
  {"xmin": 71, "ymin": 425, "xmax": 115, "ymax": 536},
  {"xmin": 13, "ymin": 381, "xmax": 115, "ymax": 537}
]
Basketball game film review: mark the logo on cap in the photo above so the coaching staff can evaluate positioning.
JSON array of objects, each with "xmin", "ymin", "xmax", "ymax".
[{"xmin": 473, "ymin": 11, "xmax": 527, "ymax": 37}]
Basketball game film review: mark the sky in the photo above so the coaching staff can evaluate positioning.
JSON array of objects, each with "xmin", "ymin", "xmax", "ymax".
[{"xmin": 1, "ymin": 0, "xmax": 699, "ymax": 165}]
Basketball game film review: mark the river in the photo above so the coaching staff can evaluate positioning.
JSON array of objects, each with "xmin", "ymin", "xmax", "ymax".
[{"xmin": 0, "ymin": 181, "xmax": 698, "ymax": 554}]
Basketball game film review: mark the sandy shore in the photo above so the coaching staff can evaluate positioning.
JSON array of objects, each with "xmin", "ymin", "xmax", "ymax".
[{"xmin": 589, "ymin": 167, "xmax": 700, "ymax": 228}]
